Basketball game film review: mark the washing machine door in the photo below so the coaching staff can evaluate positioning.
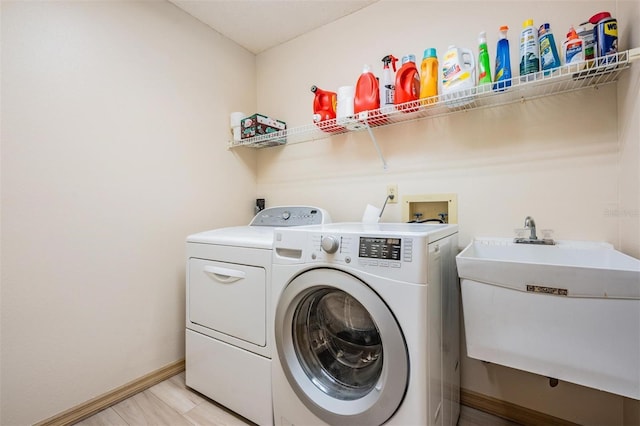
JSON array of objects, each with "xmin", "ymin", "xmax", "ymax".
[{"xmin": 275, "ymin": 268, "xmax": 408, "ymax": 426}]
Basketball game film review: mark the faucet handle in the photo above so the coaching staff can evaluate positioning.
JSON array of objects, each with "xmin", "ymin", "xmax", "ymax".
[{"xmin": 540, "ymin": 229, "xmax": 554, "ymax": 239}]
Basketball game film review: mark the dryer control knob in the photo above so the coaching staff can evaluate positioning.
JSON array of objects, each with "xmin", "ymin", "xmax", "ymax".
[
  {"xmin": 321, "ymin": 235, "xmax": 339, "ymax": 254},
  {"xmin": 281, "ymin": 211, "xmax": 291, "ymax": 220}
]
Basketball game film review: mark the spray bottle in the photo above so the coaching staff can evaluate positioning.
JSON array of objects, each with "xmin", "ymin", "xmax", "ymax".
[
  {"xmin": 493, "ymin": 25, "xmax": 512, "ymax": 91},
  {"xmin": 477, "ymin": 31, "xmax": 492, "ymax": 88},
  {"xmin": 380, "ymin": 55, "xmax": 398, "ymax": 113}
]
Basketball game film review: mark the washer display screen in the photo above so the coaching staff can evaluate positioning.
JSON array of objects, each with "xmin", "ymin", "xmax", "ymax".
[{"xmin": 359, "ymin": 237, "xmax": 401, "ymax": 260}]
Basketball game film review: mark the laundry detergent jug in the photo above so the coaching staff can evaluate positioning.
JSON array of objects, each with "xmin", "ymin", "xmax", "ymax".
[
  {"xmin": 354, "ymin": 64, "xmax": 380, "ymax": 114},
  {"xmin": 394, "ymin": 54, "xmax": 420, "ymax": 113},
  {"xmin": 442, "ymin": 46, "xmax": 476, "ymax": 108},
  {"xmin": 311, "ymin": 85, "xmax": 342, "ymax": 133}
]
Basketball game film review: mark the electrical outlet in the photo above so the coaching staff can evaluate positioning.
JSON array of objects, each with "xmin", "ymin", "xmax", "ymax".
[{"xmin": 387, "ymin": 184, "xmax": 398, "ymax": 203}]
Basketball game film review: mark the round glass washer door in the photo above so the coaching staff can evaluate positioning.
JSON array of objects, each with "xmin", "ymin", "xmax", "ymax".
[{"xmin": 275, "ymin": 268, "xmax": 409, "ymax": 426}]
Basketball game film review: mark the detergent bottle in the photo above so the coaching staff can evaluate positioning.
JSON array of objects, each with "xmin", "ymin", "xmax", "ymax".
[
  {"xmin": 354, "ymin": 64, "xmax": 380, "ymax": 114},
  {"xmin": 493, "ymin": 25, "xmax": 512, "ymax": 91},
  {"xmin": 477, "ymin": 32, "xmax": 492, "ymax": 89},
  {"xmin": 394, "ymin": 54, "xmax": 420, "ymax": 112},
  {"xmin": 380, "ymin": 55, "xmax": 398, "ymax": 113},
  {"xmin": 311, "ymin": 85, "xmax": 339, "ymax": 132},
  {"xmin": 577, "ymin": 22, "xmax": 595, "ymax": 67},
  {"xmin": 442, "ymin": 45, "xmax": 476, "ymax": 108},
  {"xmin": 538, "ymin": 23, "xmax": 561, "ymax": 74},
  {"xmin": 519, "ymin": 19, "xmax": 540, "ymax": 81},
  {"xmin": 419, "ymin": 48, "xmax": 438, "ymax": 105},
  {"xmin": 562, "ymin": 26, "xmax": 585, "ymax": 65}
]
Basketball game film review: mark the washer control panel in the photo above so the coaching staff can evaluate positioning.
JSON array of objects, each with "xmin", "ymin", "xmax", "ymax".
[
  {"xmin": 250, "ymin": 206, "xmax": 330, "ymax": 227},
  {"xmin": 310, "ymin": 234, "xmax": 416, "ymax": 267},
  {"xmin": 274, "ymin": 224, "xmax": 457, "ymax": 283}
]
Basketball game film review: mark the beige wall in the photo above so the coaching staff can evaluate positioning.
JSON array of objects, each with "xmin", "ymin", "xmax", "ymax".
[
  {"xmin": 256, "ymin": 1, "xmax": 638, "ymax": 425},
  {"xmin": 618, "ymin": 1, "xmax": 640, "ymax": 423},
  {"xmin": 1, "ymin": 0, "xmax": 637, "ymax": 425},
  {"xmin": 0, "ymin": 2, "xmax": 257, "ymax": 424}
]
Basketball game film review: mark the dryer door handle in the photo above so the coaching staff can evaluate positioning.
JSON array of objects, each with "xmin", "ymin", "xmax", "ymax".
[{"xmin": 203, "ymin": 266, "xmax": 246, "ymax": 284}]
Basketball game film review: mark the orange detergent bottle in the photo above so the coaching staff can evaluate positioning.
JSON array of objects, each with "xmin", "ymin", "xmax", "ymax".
[
  {"xmin": 419, "ymin": 48, "xmax": 438, "ymax": 105},
  {"xmin": 354, "ymin": 64, "xmax": 380, "ymax": 114},
  {"xmin": 394, "ymin": 54, "xmax": 420, "ymax": 112}
]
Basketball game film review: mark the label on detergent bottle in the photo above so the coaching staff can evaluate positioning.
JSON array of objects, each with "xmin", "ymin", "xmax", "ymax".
[{"xmin": 565, "ymin": 42, "xmax": 584, "ymax": 64}]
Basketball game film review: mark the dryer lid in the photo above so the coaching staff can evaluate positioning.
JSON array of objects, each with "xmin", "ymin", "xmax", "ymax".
[{"xmin": 187, "ymin": 226, "xmax": 276, "ymax": 249}]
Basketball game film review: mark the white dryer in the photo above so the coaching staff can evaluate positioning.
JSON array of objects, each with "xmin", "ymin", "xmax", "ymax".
[
  {"xmin": 271, "ymin": 223, "xmax": 460, "ymax": 426},
  {"xmin": 185, "ymin": 206, "xmax": 330, "ymax": 425}
]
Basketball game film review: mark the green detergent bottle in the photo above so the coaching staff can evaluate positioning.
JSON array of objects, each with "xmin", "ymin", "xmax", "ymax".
[{"xmin": 478, "ymin": 31, "xmax": 492, "ymax": 89}]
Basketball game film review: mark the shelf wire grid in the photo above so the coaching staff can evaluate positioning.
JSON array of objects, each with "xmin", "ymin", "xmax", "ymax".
[{"xmin": 229, "ymin": 50, "xmax": 634, "ymax": 149}]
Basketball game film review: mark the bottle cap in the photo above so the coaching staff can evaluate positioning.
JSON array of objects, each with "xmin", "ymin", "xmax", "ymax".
[
  {"xmin": 576, "ymin": 25, "xmax": 587, "ymax": 33},
  {"xmin": 478, "ymin": 31, "xmax": 487, "ymax": 42},
  {"xmin": 423, "ymin": 48, "xmax": 437, "ymax": 58},
  {"xmin": 362, "ymin": 64, "xmax": 371, "ymax": 73},
  {"xmin": 500, "ymin": 25, "xmax": 509, "ymax": 32},
  {"xmin": 589, "ymin": 12, "xmax": 612, "ymax": 25},
  {"xmin": 401, "ymin": 54, "xmax": 416, "ymax": 64},
  {"xmin": 523, "ymin": 19, "xmax": 534, "ymax": 28},
  {"xmin": 538, "ymin": 23, "xmax": 551, "ymax": 35}
]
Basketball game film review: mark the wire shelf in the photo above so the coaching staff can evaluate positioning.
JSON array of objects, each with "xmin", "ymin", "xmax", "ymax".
[{"xmin": 229, "ymin": 49, "xmax": 637, "ymax": 149}]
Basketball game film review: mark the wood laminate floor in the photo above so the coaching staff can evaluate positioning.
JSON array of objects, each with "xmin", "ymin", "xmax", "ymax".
[{"xmin": 75, "ymin": 372, "xmax": 520, "ymax": 426}]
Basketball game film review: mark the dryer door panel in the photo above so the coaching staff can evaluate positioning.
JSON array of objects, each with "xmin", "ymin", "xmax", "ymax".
[{"xmin": 189, "ymin": 258, "xmax": 266, "ymax": 346}]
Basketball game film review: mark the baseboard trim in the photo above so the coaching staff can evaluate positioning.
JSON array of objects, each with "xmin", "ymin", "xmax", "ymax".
[
  {"xmin": 461, "ymin": 388, "xmax": 579, "ymax": 426},
  {"xmin": 34, "ymin": 363, "xmax": 575, "ymax": 426},
  {"xmin": 34, "ymin": 359, "xmax": 186, "ymax": 426}
]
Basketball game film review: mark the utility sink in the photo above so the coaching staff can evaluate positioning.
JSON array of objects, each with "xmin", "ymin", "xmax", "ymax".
[
  {"xmin": 457, "ymin": 238, "xmax": 640, "ymax": 299},
  {"xmin": 456, "ymin": 238, "xmax": 640, "ymax": 400}
]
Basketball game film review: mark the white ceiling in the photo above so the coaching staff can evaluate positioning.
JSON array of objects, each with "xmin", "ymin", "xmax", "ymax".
[{"xmin": 168, "ymin": 0, "xmax": 378, "ymax": 54}]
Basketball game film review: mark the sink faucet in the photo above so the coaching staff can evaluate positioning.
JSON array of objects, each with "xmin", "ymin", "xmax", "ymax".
[
  {"xmin": 515, "ymin": 216, "xmax": 554, "ymax": 245},
  {"xmin": 524, "ymin": 216, "xmax": 537, "ymax": 240}
]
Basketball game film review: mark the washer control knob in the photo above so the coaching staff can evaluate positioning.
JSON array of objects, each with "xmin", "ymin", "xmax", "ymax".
[
  {"xmin": 281, "ymin": 211, "xmax": 291, "ymax": 220},
  {"xmin": 321, "ymin": 236, "xmax": 339, "ymax": 254}
]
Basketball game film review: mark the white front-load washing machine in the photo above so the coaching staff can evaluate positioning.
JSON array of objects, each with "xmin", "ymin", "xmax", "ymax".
[
  {"xmin": 185, "ymin": 206, "xmax": 330, "ymax": 425},
  {"xmin": 271, "ymin": 223, "xmax": 460, "ymax": 426}
]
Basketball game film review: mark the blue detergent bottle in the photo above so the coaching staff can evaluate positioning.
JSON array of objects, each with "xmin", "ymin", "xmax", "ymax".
[
  {"xmin": 493, "ymin": 25, "xmax": 512, "ymax": 91},
  {"xmin": 538, "ymin": 23, "xmax": 561, "ymax": 75}
]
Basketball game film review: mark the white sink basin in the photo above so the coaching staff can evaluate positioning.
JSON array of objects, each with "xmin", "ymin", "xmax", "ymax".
[
  {"xmin": 457, "ymin": 238, "xmax": 640, "ymax": 299},
  {"xmin": 456, "ymin": 237, "xmax": 640, "ymax": 400}
]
